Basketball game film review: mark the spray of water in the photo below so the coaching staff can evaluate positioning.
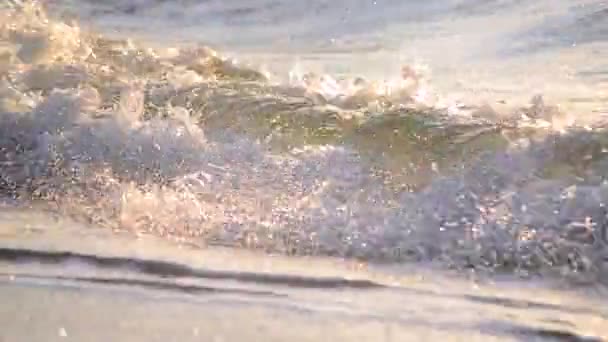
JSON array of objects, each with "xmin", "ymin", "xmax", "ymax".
[{"xmin": 1, "ymin": 2, "xmax": 607, "ymax": 284}]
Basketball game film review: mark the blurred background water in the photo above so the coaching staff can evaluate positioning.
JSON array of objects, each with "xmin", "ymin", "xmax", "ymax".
[{"xmin": 48, "ymin": 0, "xmax": 607, "ymax": 114}]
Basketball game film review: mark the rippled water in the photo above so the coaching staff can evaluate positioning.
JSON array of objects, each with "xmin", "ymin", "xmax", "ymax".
[
  {"xmin": 1, "ymin": 1, "xmax": 608, "ymax": 284},
  {"xmin": 49, "ymin": 0, "xmax": 608, "ymax": 115},
  {"xmin": 1, "ymin": 208, "xmax": 607, "ymax": 341}
]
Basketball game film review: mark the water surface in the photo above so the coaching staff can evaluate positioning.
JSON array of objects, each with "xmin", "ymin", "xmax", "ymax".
[{"xmin": 1, "ymin": 0, "xmax": 608, "ymax": 290}]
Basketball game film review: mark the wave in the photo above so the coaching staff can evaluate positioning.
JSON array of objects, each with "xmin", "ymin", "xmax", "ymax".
[{"xmin": 1, "ymin": 2, "xmax": 608, "ymax": 284}]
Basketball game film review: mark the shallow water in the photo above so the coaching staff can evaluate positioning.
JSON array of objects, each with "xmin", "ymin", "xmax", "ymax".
[
  {"xmin": 0, "ymin": 1, "xmax": 608, "ymax": 287},
  {"xmin": 1, "ymin": 207, "xmax": 607, "ymax": 341}
]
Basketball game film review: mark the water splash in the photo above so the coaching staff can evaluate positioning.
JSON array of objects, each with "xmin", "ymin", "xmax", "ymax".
[{"xmin": 1, "ymin": 2, "xmax": 608, "ymax": 284}]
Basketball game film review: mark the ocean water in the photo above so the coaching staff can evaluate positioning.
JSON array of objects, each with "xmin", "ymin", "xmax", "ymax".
[
  {"xmin": 48, "ymin": 0, "xmax": 607, "ymax": 116},
  {"xmin": 1, "ymin": 207, "xmax": 607, "ymax": 341},
  {"xmin": 1, "ymin": 0, "xmax": 608, "ymax": 285}
]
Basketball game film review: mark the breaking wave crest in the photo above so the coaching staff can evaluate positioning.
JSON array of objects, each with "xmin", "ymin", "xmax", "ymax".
[{"xmin": 1, "ymin": 2, "xmax": 608, "ymax": 284}]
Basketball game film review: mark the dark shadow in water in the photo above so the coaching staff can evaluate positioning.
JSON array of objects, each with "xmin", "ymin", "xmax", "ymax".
[
  {"xmin": 479, "ymin": 321, "xmax": 605, "ymax": 342},
  {"xmin": 0, "ymin": 247, "xmax": 384, "ymax": 289},
  {"xmin": 462, "ymin": 294, "xmax": 607, "ymax": 318},
  {"xmin": 0, "ymin": 272, "xmax": 286, "ymax": 297}
]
